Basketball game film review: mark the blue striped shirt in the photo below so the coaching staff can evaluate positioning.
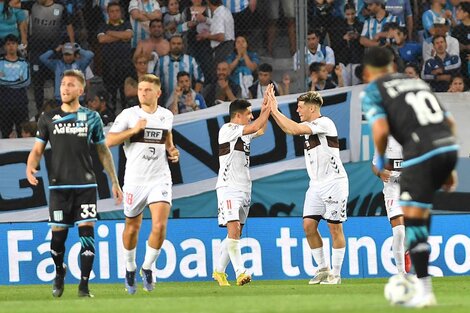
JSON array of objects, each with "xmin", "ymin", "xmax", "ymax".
[
  {"xmin": 158, "ymin": 54, "xmax": 204, "ymax": 101},
  {"xmin": 0, "ymin": 57, "xmax": 30, "ymax": 89},
  {"xmin": 129, "ymin": 0, "xmax": 161, "ymax": 48},
  {"xmin": 361, "ymin": 13, "xmax": 402, "ymax": 40},
  {"xmin": 222, "ymin": 0, "xmax": 250, "ymax": 13}
]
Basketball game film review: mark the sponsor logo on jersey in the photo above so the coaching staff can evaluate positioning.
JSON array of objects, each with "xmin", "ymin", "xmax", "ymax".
[
  {"xmin": 52, "ymin": 114, "xmax": 61, "ymax": 121},
  {"xmin": 53, "ymin": 122, "xmax": 88, "ymax": 137},
  {"xmin": 393, "ymin": 159, "xmax": 402, "ymax": 169},
  {"xmin": 144, "ymin": 129, "xmax": 163, "ymax": 141}
]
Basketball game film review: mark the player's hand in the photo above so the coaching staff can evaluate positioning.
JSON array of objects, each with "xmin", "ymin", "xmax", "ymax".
[
  {"xmin": 112, "ymin": 183, "xmax": 123, "ymax": 205},
  {"xmin": 378, "ymin": 169, "xmax": 391, "ymax": 183},
  {"xmin": 132, "ymin": 118, "xmax": 147, "ymax": 134},
  {"xmin": 442, "ymin": 170, "xmax": 458, "ymax": 192},
  {"xmin": 167, "ymin": 146, "xmax": 180, "ymax": 163},
  {"xmin": 26, "ymin": 166, "xmax": 39, "ymax": 186}
]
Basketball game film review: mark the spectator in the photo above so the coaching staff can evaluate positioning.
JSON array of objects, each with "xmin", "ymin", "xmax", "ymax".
[
  {"xmin": 448, "ymin": 74, "xmax": 468, "ymax": 92},
  {"xmin": 128, "ymin": 0, "xmax": 162, "ymax": 48},
  {"xmin": 12, "ymin": 0, "xmax": 74, "ymax": 113},
  {"xmin": 359, "ymin": 0, "xmax": 402, "ymax": 48},
  {"xmin": 97, "ymin": 1, "xmax": 134, "ymax": 110},
  {"xmin": 267, "ymin": 0, "xmax": 296, "ymax": 56},
  {"xmin": 180, "ymin": 0, "xmax": 213, "ymax": 83},
  {"xmin": 223, "ymin": 0, "xmax": 261, "ymax": 41},
  {"xmin": 404, "ymin": 63, "xmax": 420, "ymax": 78},
  {"xmin": 124, "ymin": 52, "xmax": 151, "ymax": 107},
  {"xmin": 453, "ymin": 2, "xmax": 470, "ymax": 80},
  {"xmin": 196, "ymin": 0, "xmax": 235, "ymax": 78},
  {"xmin": 202, "ymin": 61, "xmax": 241, "ymax": 106},
  {"xmin": 87, "ymin": 90, "xmax": 116, "ymax": 125},
  {"xmin": 385, "ymin": 0, "xmax": 413, "ymax": 39},
  {"xmin": 163, "ymin": 0, "xmax": 184, "ymax": 40},
  {"xmin": 34, "ymin": 99, "xmax": 58, "ymax": 121},
  {"xmin": 134, "ymin": 18, "xmax": 170, "ymax": 72},
  {"xmin": 386, "ymin": 23, "xmax": 421, "ymax": 68},
  {"xmin": 330, "ymin": 3, "xmax": 364, "ymax": 86},
  {"xmin": 227, "ymin": 35, "xmax": 259, "ymax": 99},
  {"xmin": 0, "ymin": 0, "xmax": 27, "ymax": 48},
  {"xmin": 422, "ymin": 0, "xmax": 453, "ymax": 40},
  {"xmin": 157, "ymin": 34, "xmax": 204, "ymax": 103},
  {"xmin": 308, "ymin": 62, "xmax": 337, "ymax": 91},
  {"xmin": 308, "ymin": 0, "xmax": 341, "ymax": 44},
  {"xmin": 422, "ymin": 17, "xmax": 459, "ymax": 63},
  {"xmin": 0, "ymin": 34, "xmax": 30, "ymax": 138},
  {"xmin": 423, "ymin": 35, "xmax": 461, "ymax": 92},
  {"xmin": 20, "ymin": 121, "xmax": 37, "ymax": 138},
  {"xmin": 39, "ymin": 42, "xmax": 94, "ymax": 103},
  {"xmin": 166, "ymin": 71, "xmax": 207, "ymax": 114},
  {"xmin": 248, "ymin": 63, "xmax": 280, "ymax": 99},
  {"xmin": 278, "ymin": 72, "xmax": 291, "ymax": 96},
  {"xmin": 293, "ymin": 29, "xmax": 335, "ymax": 73}
]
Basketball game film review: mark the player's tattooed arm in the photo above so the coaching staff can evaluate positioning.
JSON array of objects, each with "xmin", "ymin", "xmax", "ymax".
[{"xmin": 96, "ymin": 144, "xmax": 123, "ymax": 204}]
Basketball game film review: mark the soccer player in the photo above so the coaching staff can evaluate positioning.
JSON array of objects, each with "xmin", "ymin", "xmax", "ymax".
[
  {"xmin": 106, "ymin": 74, "xmax": 179, "ymax": 294},
  {"xmin": 269, "ymin": 89, "xmax": 349, "ymax": 285},
  {"xmin": 26, "ymin": 70, "xmax": 123, "ymax": 298},
  {"xmin": 212, "ymin": 85, "xmax": 273, "ymax": 287},
  {"xmin": 372, "ymin": 137, "xmax": 410, "ymax": 274},
  {"xmin": 362, "ymin": 47, "xmax": 459, "ymax": 307}
]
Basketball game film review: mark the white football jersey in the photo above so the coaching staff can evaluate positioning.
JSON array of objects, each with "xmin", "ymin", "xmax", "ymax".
[
  {"xmin": 302, "ymin": 116, "xmax": 347, "ymax": 184},
  {"xmin": 373, "ymin": 135, "xmax": 403, "ymax": 196},
  {"xmin": 109, "ymin": 105, "xmax": 174, "ymax": 186},
  {"xmin": 216, "ymin": 123, "xmax": 254, "ymax": 192}
]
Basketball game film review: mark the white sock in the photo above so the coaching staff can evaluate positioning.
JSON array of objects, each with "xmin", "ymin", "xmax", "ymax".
[
  {"xmin": 123, "ymin": 247, "xmax": 137, "ymax": 272},
  {"xmin": 311, "ymin": 247, "xmax": 327, "ymax": 270},
  {"xmin": 419, "ymin": 276, "xmax": 433, "ymax": 295},
  {"xmin": 331, "ymin": 247, "xmax": 346, "ymax": 277},
  {"xmin": 216, "ymin": 238, "xmax": 230, "ymax": 273},
  {"xmin": 392, "ymin": 225, "xmax": 406, "ymax": 274},
  {"xmin": 141, "ymin": 243, "xmax": 161, "ymax": 270},
  {"xmin": 226, "ymin": 238, "xmax": 244, "ymax": 276}
]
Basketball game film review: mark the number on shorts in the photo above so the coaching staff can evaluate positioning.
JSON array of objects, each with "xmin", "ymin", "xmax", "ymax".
[
  {"xmin": 404, "ymin": 91, "xmax": 444, "ymax": 126},
  {"xmin": 80, "ymin": 204, "xmax": 97, "ymax": 219},
  {"xmin": 226, "ymin": 200, "xmax": 232, "ymax": 210},
  {"xmin": 126, "ymin": 192, "xmax": 133, "ymax": 205}
]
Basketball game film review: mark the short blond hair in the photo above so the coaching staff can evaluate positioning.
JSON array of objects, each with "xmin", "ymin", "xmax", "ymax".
[
  {"xmin": 63, "ymin": 69, "xmax": 86, "ymax": 88},
  {"xmin": 297, "ymin": 91, "xmax": 323, "ymax": 107},
  {"xmin": 138, "ymin": 74, "xmax": 161, "ymax": 88}
]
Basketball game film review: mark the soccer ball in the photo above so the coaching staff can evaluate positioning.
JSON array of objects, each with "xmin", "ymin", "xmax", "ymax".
[{"xmin": 384, "ymin": 274, "xmax": 420, "ymax": 305}]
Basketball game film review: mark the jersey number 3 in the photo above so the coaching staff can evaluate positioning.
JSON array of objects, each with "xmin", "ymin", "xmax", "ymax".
[{"xmin": 405, "ymin": 91, "xmax": 444, "ymax": 126}]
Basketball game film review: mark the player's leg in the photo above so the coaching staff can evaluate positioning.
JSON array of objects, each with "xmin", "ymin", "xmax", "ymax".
[
  {"xmin": 122, "ymin": 185, "xmax": 147, "ymax": 294},
  {"xmin": 234, "ymin": 194, "xmax": 251, "ymax": 286},
  {"xmin": 390, "ymin": 215, "xmax": 406, "ymax": 274},
  {"xmin": 213, "ymin": 188, "xmax": 231, "ymax": 286},
  {"xmin": 303, "ymin": 186, "xmax": 330, "ymax": 284},
  {"xmin": 74, "ymin": 188, "xmax": 99, "ymax": 297},
  {"xmin": 140, "ymin": 197, "xmax": 171, "ymax": 291},
  {"xmin": 48, "ymin": 189, "xmax": 73, "ymax": 297},
  {"xmin": 320, "ymin": 179, "xmax": 348, "ymax": 285}
]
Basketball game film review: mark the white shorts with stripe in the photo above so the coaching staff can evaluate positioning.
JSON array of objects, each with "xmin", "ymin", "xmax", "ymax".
[
  {"xmin": 303, "ymin": 178, "xmax": 349, "ymax": 222},
  {"xmin": 216, "ymin": 186, "xmax": 251, "ymax": 226},
  {"xmin": 123, "ymin": 183, "xmax": 172, "ymax": 218}
]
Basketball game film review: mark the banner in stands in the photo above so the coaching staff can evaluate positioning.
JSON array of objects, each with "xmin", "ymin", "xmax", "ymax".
[
  {"xmin": 1, "ymin": 215, "xmax": 470, "ymax": 285},
  {"xmin": 0, "ymin": 87, "xmax": 363, "ymax": 221}
]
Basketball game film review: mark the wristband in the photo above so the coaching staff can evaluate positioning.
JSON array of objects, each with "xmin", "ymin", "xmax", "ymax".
[{"xmin": 375, "ymin": 154, "xmax": 385, "ymax": 172}]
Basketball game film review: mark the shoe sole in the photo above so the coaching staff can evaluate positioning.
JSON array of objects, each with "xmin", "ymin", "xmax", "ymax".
[{"xmin": 236, "ymin": 276, "xmax": 252, "ymax": 286}]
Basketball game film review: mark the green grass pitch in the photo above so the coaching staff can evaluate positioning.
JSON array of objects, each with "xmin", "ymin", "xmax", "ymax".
[{"xmin": 1, "ymin": 277, "xmax": 469, "ymax": 313}]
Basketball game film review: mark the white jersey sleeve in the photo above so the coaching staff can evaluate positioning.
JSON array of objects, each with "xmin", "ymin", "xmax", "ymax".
[{"xmin": 109, "ymin": 109, "xmax": 131, "ymax": 133}]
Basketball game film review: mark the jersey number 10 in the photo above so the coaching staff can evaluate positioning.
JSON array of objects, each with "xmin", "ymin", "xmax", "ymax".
[{"xmin": 405, "ymin": 91, "xmax": 444, "ymax": 126}]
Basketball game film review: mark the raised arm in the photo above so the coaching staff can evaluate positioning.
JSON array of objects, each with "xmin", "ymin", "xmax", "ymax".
[
  {"xmin": 95, "ymin": 144, "xmax": 123, "ymax": 204},
  {"xmin": 269, "ymin": 89, "xmax": 311, "ymax": 136},
  {"xmin": 242, "ymin": 85, "xmax": 272, "ymax": 136}
]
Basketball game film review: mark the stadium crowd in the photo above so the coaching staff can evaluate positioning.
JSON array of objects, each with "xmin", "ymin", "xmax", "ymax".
[{"xmin": 1, "ymin": 0, "xmax": 470, "ymax": 138}]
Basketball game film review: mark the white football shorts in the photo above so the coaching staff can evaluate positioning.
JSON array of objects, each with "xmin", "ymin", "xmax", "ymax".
[
  {"xmin": 303, "ymin": 178, "xmax": 349, "ymax": 222},
  {"xmin": 123, "ymin": 183, "xmax": 172, "ymax": 218},
  {"xmin": 216, "ymin": 186, "xmax": 251, "ymax": 226},
  {"xmin": 383, "ymin": 171, "xmax": 403, "ymax": 220}
]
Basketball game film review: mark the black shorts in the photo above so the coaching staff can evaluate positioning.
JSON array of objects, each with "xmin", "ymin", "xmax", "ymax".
[
  {"xmin": 400, "ymin": 151, "xmax": 457, "ymax": 208},
  {"xmin": 49, "ymin": 187, "xmax": 98, "ymax": 227}
]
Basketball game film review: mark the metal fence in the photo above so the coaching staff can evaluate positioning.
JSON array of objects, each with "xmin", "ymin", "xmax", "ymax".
[{"xmin": 1, "ymin": 0, "xmax": 469, "ymax": 138}]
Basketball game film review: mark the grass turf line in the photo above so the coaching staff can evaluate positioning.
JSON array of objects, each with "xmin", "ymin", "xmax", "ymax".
[{"xmin": 1, "ymin": 277, "xmax": 469, "ymax": 313}]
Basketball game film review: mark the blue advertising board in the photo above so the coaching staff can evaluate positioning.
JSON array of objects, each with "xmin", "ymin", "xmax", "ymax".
[{"xmin": 1, "ymin": 215, "xmax": 469, "ymax": 285}]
